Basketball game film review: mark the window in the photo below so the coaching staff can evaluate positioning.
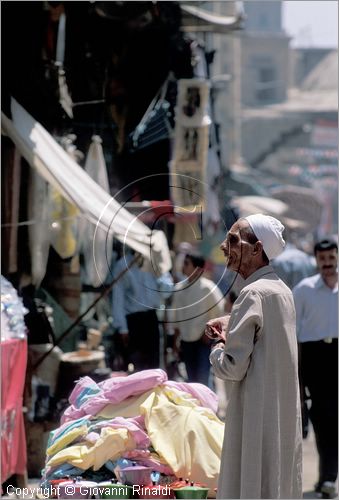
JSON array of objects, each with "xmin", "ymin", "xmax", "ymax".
[
  {"xmin": 259, "ymin": 66, "xmax": 276, "ymax": 83},
  {"xmin": 259, "ymin": 13, "xmax": 268, "ymax": 30},
  {"xmin": 256, "ymin": 64, "xmax": 277, "ymax": 103}
]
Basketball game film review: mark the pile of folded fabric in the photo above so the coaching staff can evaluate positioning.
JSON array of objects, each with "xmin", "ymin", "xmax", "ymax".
[{"xmin": 40, "ymin": 369, "xmax": 224, "ymax": 491}]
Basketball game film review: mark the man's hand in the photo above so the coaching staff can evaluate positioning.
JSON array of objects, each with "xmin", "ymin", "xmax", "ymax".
[
  {"xmin": 205, "ymin": 315, "xmax": 230, "ymax": 343},
  {"xmin": 211, "ymin": 340, "xmax": 226, "ymax": 351}
]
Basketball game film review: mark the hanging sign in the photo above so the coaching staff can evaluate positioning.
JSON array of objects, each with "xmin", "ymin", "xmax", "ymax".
[{"xmin": 171, "ymin": 79, "xmax": 210, "ymax": 211}]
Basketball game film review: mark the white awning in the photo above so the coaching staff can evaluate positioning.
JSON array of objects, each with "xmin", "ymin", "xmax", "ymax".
[
  {"xmin": 180, "ymin": 4, "xmax": 243, "ymax": 33},
  {"xmin": 231, "ymin": 195, "xmax": 308, "ymax": 230},
  {"xmin": 1, "ymin": 99, "xmax": 172, "ymax": 274}
]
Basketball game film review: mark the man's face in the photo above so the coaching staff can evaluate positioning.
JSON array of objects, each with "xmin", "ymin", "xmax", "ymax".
[
  {"xmin": 316, "ymin": 248, "xmax": 338, "ymax": 279},
  {"xmin": 220, "ymin": 220, "xmax": 255, "ymax": 275},
  {"xmin": 182, "ymin": 257, "xmax": 195, "ymax": 278}
]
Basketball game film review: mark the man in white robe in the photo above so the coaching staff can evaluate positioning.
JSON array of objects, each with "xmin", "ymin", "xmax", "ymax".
[{"xmin": 207, "ymin": 214, "xmax": 302, "ymax": 499}]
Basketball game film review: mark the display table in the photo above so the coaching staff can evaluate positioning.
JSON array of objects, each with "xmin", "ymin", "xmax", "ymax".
[{"xmin": 1, "ymin": 338, "xmax": 28, "ymax": 485}]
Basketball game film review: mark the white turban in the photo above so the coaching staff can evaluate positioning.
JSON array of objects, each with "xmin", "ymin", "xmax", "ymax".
[{"xmin": 245, "ymin": 214, "xmax": 285, "ymax": 260}]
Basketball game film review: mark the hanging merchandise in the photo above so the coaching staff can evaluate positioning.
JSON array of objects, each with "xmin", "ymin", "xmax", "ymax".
[
  {"xmin": 56, "ymin": 63, "xmax": 73, "ymax": 120},
  {"xmin": 80, "ymin": 136, "xmax": 113, "ymax": 287},
  {"xmin": 5, "ymin": 100, "xmax": 172, "ymax": 275},
  {"xmin": 128, "ymin": 76, "xmax": 173, "ymax": 153},
  {"xmin": 204, "ymin": 148, "xmax": 221, "ymax": 234},
  {"xmin": 49, "ymin": 137, "xmax": 81, "ymax": 260},
  {"xmin": 42, "ymin": 7, "xmax": 73, "ymax": 121},
  {"xmin": 171, "ymin": 79, "xmax": 210, "ymax": 211},
  {"xmin": 55, "ymin": 11, "xmax": 72, "ymax": 119},
  {"xmin": 1, "ymin": 276, "xmax": 28, "ymax": 341},
  {"xmin": 176, "ymin": 79, "xmax": 210, "ymax": 126},
  {"xmin": 28, "ymin": 169, "xmax": 51, "ymax": 287},
  {"xmin": 1, "ymin": 303, "xmax": 28, "ymax": 483},
  {"xmin": 3, "ymin": 149, "xmax": 21, "ymax": 274},
  {"xmin": 53, "ymin": 10, "xmax": 73, "ymax": 119},
  {"xmin": 49, "ymin": 189, "xmax": 79, "ymax": 260}
]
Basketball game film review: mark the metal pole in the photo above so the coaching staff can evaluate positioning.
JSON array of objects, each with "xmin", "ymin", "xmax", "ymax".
[
  {"xmin": 231, "ymin": 31, "xmax": 243, "ymax": 165},
  {"xmin": 33, "ymin": 253, "xmax": 142, "ymax": 369}
]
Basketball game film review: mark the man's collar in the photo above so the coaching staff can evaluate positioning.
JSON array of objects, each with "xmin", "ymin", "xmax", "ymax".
[
  {"xmin": 243, "ymin": 265, "xmax": 275, "ymax": 287},
  {"xmin": 315, "ymin": 273, "xmax": 338, "ymax": 291},
  {"xmin": 314, "ymin": 274, "xmax": 324, "ymax": 288}
]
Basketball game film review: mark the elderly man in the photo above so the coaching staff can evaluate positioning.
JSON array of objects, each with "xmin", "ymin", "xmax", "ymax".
[{"xmin": 206, "ymin": 214, "xmax": 302, "ymax": 499}]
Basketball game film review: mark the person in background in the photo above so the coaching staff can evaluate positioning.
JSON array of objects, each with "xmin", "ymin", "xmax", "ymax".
[
  {"xmin": 272, "ymin": 233, "xmax": 316, "ymax": 290},
  {"xmin": 206, "ymin": 214, "xmax": 302, "ymax": 499},
  {"xmin": 172, "ymin": 241, "xmax": 194, "ymax": 283},
  {"xmin": 171, "ymin": 253, "xmax": 224, "ymax": 386},
  {"xmin": 293, "ymin": 238, "xmax": 338, "ymax": 499},
  {"xmin": 271, "ymin": 233, "xmax": 317, "ymax": 439},
  {"xmin": 112, "ymin": 250, "xmax": 173, "ymax": 371}
]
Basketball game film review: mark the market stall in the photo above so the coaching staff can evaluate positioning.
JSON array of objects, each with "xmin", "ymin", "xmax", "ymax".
[
  {"xmin": 1, "ymin": 277, "xmax": 28, "ymax": 486},
  {"xmin": 39, "ymin": 369, "xmax": 224, "ymax": 498}
]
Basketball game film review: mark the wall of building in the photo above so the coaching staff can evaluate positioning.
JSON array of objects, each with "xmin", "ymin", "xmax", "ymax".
[
  {"xmin": 241, "ymin": 112, "xmax": 305, "ymax": 165},
  {"xmin": 241, "ymin": 33, "xmax": 290, "ymax": 107},
  {"xmin": 210, "ymin": 0, "xmax": 290, "ymax": 170},
  {"xmin": 192, "ymin": 1, "xmax": 240, "ymax": 169},
  {"xmin": 241, "ymin": 109, "xmax": 338, "ymax": 166},
  {"xmin": 291, "ymin": 48, "xmax": 333, "ymax": 87},
  {"xmin": 243, "ymin": 0, "xmax": 284, "ymax": 34}
]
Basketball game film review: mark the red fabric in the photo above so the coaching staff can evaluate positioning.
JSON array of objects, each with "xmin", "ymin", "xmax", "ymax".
[
  {"xmin": 150, "ymin": 200, "xmax": 174, "ymax": 218},
  {"xmin": 1, "ymin": 338, "xmax": 27, "ymax": 481}
]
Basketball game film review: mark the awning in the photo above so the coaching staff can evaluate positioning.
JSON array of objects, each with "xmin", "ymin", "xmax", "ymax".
[
  {"xmin": 270, "ymin": 186, "xmax": 323, "ymax": 230},
  {"xmin": 180, "ymin": 4, "xmax": 243, "ymax": 33},
  {"xmin": 231, "ymin": 195, "xmax": 308, "ymax": 230},
  {"xmin": 1, "ymin": 99, "xmax": 172, "ymax": 275},
  {"xmin": 232, "ymin": 195, "xmax": 288, "ymax": 216}
]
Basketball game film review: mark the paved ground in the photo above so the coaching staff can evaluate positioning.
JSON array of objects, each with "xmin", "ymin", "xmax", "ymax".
[{"xmin": 302, "ymin": 429, "xmax": 321, "ymax": 498}]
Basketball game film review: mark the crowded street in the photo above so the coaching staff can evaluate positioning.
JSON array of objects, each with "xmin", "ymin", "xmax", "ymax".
[{"xmin": 1, "ymin": 1, "xmax": 338, "ymax": 499}]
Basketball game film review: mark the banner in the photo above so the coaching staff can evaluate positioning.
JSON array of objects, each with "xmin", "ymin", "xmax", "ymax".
[{"xmin": 171, "ymin": 79, "xmax": 210, "ymax": 210}]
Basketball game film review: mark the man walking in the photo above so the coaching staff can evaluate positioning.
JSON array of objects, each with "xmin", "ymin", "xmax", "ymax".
[
  {"xmin": 206, "ymin": 214, "xmax": 302, "ymax": 499},
  {"xmin": 293, "ymin": 239, "xmax": 338, "ymax": 499}
]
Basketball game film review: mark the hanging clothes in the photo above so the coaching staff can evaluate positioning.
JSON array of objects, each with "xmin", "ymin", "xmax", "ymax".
[
  {"xmin": 28, "ymin": 169, "xmax": 51, "ymax": 286},
  {"xmin": 205, "ymin": 148, "xmax": 221, "ymax": 234},
  {"xmin": 1, "ymin": 146, "xmax": 21, "ymax": 274},
  {"xmin": 49, "ymin": 140, "xmax": 81, "ymax": 260},
  {"xmin": 4, "ymin": 100, "xmax": 172, "ymax": 275},
  {"xmin": 44, "ymin": 4, "xmax": 73, "ymax": 119},
  {"xmin": 49, "ymin": 186, "xmax": 78, "ymax": 259},
  {"xmin": 80, "ymin": 136, "xmax": 113, "ymax": 287}
]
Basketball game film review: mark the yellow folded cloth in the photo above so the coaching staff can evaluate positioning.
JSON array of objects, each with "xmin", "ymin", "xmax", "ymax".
[
  {"xmin": 47, "ymin": 424, "xmax": 88, "ymax": 457},
  {"xmin": 140, "ymin": 387, "xmax": 224, "ymax": 490},
  {"xmin": 47, "ymin": 427, "xmax": 135, "ymax": 471},
  {"xmin": 97, "ymin": 390, "xmax": 154, "ymax": 419}
]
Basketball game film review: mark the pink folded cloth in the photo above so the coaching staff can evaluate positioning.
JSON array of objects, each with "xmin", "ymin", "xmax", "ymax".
[
  {"xmin": 122, "ymin": 450, "xmax": 174, "ymax": 475},
  {"xmin": 164, "ymin": 381, "xmax": 218, "ymax": 414},
  {"xmin": 61, "ymin": 369, "xmax": 168, "ymax": 424}
]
